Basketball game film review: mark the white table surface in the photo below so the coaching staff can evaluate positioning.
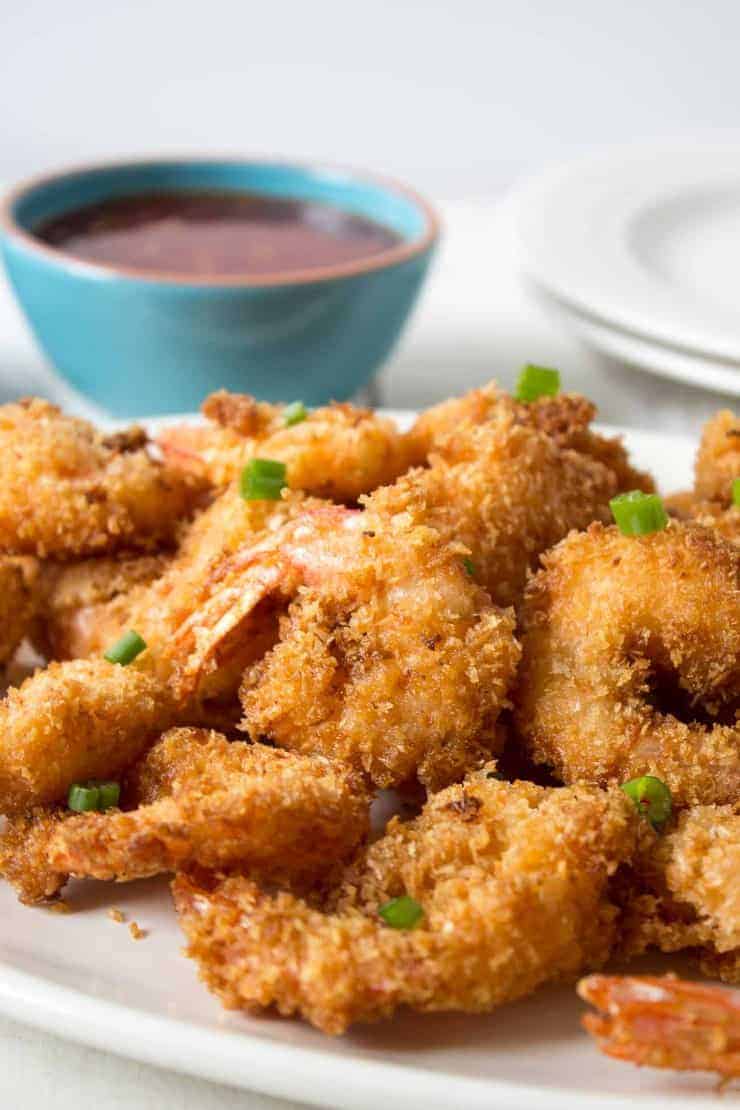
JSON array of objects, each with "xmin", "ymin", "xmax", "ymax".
[{"xmin": 0, "ymin": 193, "xmax": 737, "ymax": 1110}]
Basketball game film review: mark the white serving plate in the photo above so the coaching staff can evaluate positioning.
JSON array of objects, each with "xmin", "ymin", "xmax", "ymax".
[
  {"xmin": 1, "ymin": 417, "xmax": 718, "ymax": 1110},
  {"xmin": 515, "ymin": 142, "xmax": 740, "ymax": 378}
]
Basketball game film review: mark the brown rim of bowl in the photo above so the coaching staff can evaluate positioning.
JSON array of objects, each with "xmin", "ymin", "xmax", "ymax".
[{"xmin": 0, "ymin": 154, "xmax": 440, "ymax": 288}]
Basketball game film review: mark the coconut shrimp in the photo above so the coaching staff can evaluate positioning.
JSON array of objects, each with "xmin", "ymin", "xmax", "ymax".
[
  {"xmin": 695, "ymin": 410, "xmax": 740, "ymax": 504},
  {"xmin": 158, "ymin": 391, "xmax": 412, "ymax": 501},
  {"xmin": 47, "ymin": 728, "xmax": 370, "ymax": 887},
  {"xmin": 174, "ymin": 772, "xmax": 637, "ymax": 1035},
  {"xmin": 167, "ymin": 496, "xmax": 520, "ymax": 790},
  {"xmin": 0, "ymin": 658, "xmax": 173, "ymax": 814},
  {"xmin": 0, "ymin": 398, "xmax": 205, "ymax": 557},
  {"xmin": 579, "ymin": 974, "xmax": 740, "ymax": 1080},
  {"xmin": 367, "ymin": 411, "xmax": 622, "ymax": 607},
  {"xmin": 406, "ymin": 380, "xmax": 654, "ymax": 493},
  {"xmin": 515, "ymin": 521, "xmax": 740, "ymax": 806}
]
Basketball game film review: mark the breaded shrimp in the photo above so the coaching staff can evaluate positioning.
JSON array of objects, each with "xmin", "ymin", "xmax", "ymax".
[
  {"xmin": 579, "ymin": 974, "xmax": 740, "ymax": 1080},
  {"xmin": 666, "ymin": 492, "xmax": 740, "ymax": 547},
  {"xmin": 0, "ymin": 807, "xmax": 68, "ymax": 903},
  {"xmin": 0, "ymin": 556, "xmax": 38, "ymax": 663},
  {"xmin": 406, "ymin": 381, "xmax": 654, "ymax": 493},
  {"xmin": 48, "ymin": 728, "xmax": 370, "ymax": 885},
  {"xmin": 168, "ymin": 498, "xmax": 520, "ymax": 790},
  {"xmin": 695, "ymin": 410, "xmax": 740, "ymax": 504},
  {"xmin": 614, "ymin": 804, "xmax": 740, "ymax": 979},
  {"xmin": 0, "ymin": 398, "xmax": 205, "ymax": 557},
  {"xmin": 158, "ymin": 391, "xmax": 411, "ymax": 501},
  {"xmin": 174, "ymin": 772, "xmax": 637, "ymax": 1035},
  {"xmin": 515, "ymin": 521, "xmax": 740, "ymax": 806},
  {"xmin": 367, "ymin": 413, "xmax": 621, "ymax": 607},
  {"xmin": 0, "ymin": 658, "xmax": 173, "ymax": 814}
]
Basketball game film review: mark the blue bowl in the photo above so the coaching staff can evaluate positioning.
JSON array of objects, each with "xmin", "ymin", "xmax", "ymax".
[{"xmin": 0, "ymin": 158, "xmax": 438, "ymax": 417}]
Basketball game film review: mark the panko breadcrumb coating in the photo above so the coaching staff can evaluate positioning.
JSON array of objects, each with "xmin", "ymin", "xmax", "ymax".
[
  {"xmin": 515, "ymin": 521, "xmax": 740, "ymax": 806},
  {"xmin": 0, "ymin": 807, "xmax": 68, "ymax": 903},
  {"xmin": 0, "ymin": 557, "xmax": 38, "ymax": 664},
  {"xmin": 48, "ymin": 728, "xmax": 370, "ymax": 884},
  {"xmin": 0, "ymin": 398, "xmax": 204, "ymax": 557},
  {"xmin": 666, "ymin": 492, "xmax": 740, "ymax": 547},
  {"xmin": 233, "ymin": 508, "xmax": 520, "ymax": 790},
  {"xmin": 695, "ymin": 410, "xmax": 740, "ymax": 504},
  {"xmin": 367, "ymin": 412, "xmax": 620, "ymax": 608},
  {"xmin": 0, "ymin": 658, "xmax": 173, "ymax": 813},
  {"xmin": 158, "ymin": 391, "xmax": 412, "ymax": 501},
  {"xmin": 174, "ymin": 771, "xmax": 637, "ymax": 1035},
  {"xmin": 406, "ymin": 381, "xmax": 654, "ymax": 493}
]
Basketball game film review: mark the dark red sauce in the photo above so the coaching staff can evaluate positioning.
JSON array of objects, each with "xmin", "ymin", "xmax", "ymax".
[{"xmin": 34, "ymin": 190, "xmax": 402, "ymax": 277}]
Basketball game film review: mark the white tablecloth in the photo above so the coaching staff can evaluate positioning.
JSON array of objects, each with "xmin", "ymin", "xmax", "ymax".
[{"xmin": 0, "ymin": 194, "xmax": 736, "ymax": 1110}]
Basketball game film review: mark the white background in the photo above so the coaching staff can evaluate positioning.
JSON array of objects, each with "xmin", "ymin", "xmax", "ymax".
[{"xmin": 4, "ymin": 0, "xmax": 740, "ymax": 197}]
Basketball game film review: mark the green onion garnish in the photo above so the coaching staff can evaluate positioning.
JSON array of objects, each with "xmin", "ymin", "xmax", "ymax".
[
  {"xmin": 240, "ymin": 458, "xmax": 287, "ymax": 501},
  {"xmin": 283, "ymin": 401, "xmax": 308, "ymax": 428},
  {"xmin": 104, "ymin": 630, "xmax": 146, "ymax": 666},
  {"xmin": 733, "ymin": 477, "xmax": 740, "ymax": 506},
  {"xmin": 515, "ymin": 364, "xmax": 561, "ymax": 403},
  {"xmin": 620, "ymin": 775, "xmax": 672, "ymax": 830},
  {"xmin": 462, "ymin": 557, "xmax": 476, "ymax": 578},
  {"xmin": 68, "ymin": 780, "xmax": 121, "ymax": 813},
  {"xmin": 378, "ymin": 895, "xmax": 424, "ymax": 930},
  {"xmin": 610, "ymin": 491, "xmax": 668, "ymax": 536}
]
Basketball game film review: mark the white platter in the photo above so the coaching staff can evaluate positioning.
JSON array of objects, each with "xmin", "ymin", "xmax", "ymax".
[
  {"xmin": 1, "ymin": 417, "xmax": 720, "ymax": 1110},
  {"xmin": 515, "ymin": 141, "xmax": 740, "ymax": 382}
]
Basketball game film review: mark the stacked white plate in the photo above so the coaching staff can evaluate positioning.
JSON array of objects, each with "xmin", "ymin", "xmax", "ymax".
[{"xmin": 515, "ymin": 141, "xmax": 740, "ymax": 397}]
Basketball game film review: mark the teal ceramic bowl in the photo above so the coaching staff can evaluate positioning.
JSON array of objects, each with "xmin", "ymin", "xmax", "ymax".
[{"xmin": 0, "ymin": 159, "xmax": 438, "ymax": 417}]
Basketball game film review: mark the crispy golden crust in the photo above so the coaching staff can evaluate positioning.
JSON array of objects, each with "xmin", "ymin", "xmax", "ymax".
[
  {"xmin": 0, "ymin": 659, "xmax": 173, "ymax": 814},
  {"xmin": 665, "ymin": 492, "xmax": 740, "ymax": 546},
  {"xmin": 367, "ymin": 414, "xmax": 620, "ymax": 608},
  {"xmin": 158, "ymin": 393, "xmax": 412, "ymax": 502},
  {"xmin": 0, "ymin": 399, "xmax": 205, "ymax": 557},
  {"xmin": 174, "ymin": 773, "xmax": 637, "ymax": 1034},
  {"xmin": 515, "ymin": 521, "xmax": 740, "ymax": 806},
  {"xmin": 0, "ymin": 557, "xmax": 38, "ymax": 664},
  {"xmin": 406, "ymin": 383, "xmax": 654, "ymax": 494},
  {"xmin": 695, "ymin": 410, "xmax": 740, "ymax": 504},
  {"xmin": 48, "ymin": 728, "xmax": 370, "ymax": 884},
  {"xmin": 0, "ymin": 807, "xmax": 68, "ymax": 903},
  {"xmin": 240, "ymin": 515, "xmax": 520, "ymax": 791}
]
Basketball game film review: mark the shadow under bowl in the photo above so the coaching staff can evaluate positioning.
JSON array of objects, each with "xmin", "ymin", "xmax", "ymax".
[{"xmin": 0, "ymin": 158, "xmax": 439, "ymax": 417}]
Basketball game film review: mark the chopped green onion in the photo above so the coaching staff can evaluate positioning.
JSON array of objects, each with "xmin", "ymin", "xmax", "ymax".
[
  {"xmin": 68, "ymin": 779, "xmax": 121, "ymax": 813},
  {"xmin": 462, "ymin": 557, "xmax": 476, "ymax": 578},
  {"xmin": 621, "ymin": 776, "xmax": 672, "ymax": 830},
  {"xmin": 283, "ymin": 401, "xmax": 308, "ymax": 427},
  {"xmin": 97, "ymin": 781, "xmax": 121, "ymax": 810},
  {"xmin": 240, "ymin": 458, "xmax": 287, "ymax": 501},
  {"xmin": 68, "ymin": 783, "xmax": 101, "ymax": 812},
  {"xmin": 515, "ymin": 363, "xmax": 561, "ymax": 403},
  {"xmin": 733, "ymin": 477, "xmax": 740, "ymax": 506},
  {"xmin": 378, "ymin": 895, "xmax": 424, "ymax": 930},
  {"xmin": 610, "ymin": 491, "xmax": 668, "ymax": 536},
  {"xmin": 104, "ymin": 630, "xmax": 146, "ymax": 666}
]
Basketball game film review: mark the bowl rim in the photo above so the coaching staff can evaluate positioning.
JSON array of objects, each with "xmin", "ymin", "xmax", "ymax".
[{"xmin": 0, "ymin": 154, "xmax": 440, "ymax": 288}]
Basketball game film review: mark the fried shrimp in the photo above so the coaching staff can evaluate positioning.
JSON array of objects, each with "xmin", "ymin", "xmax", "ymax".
[
  {"xmin": 695, "ymin": 410, "xmax": 740, "ymax": 504},
  {"xmin": 0, "ymin": 807, "xmax": 69, "ymax": 903},
  {"xmin": 168, "ymin": 496, "xmax": 520, "ymax": 789},
  {"xmin": 0, "ymin": 659, "xmax": 173, "ymax": 814},
  {"xmin": 47, "ymin": 728, "xmax": 370, "ymax": 884},
  {"xmin": 515, "ymin": 521, "xmax": 740, "ymax": 806},
  {"xmin": 367, "ymin": 412, "xmax": 620, "ymax": 607},
  {"xmin": 174, "ymin": 772, "xmax": 637, "ymax": 1035},
  {"xmin": 0, "ymin": 398, "xmax": 204, "ymax": 557},
  {"xmin": 614, "ymin": 804, "xmax": 740, "ymax": 980},
  {"xmin": 406, "ymin": 381, "xmax": 654, "ymax": 493},
  {"xmin": 0, "ymin": 556, "xmax": 38, "ymax": 663},
  {"xmin": 579, "ymin": 974, "xmax": 740, "ymax": 1079},
  {"xmin": 666, "ymin": 493, "xmax": 740, "ymax": 547},
  {"xmin": 158, "ymin": 391, "xmax": 411, "ymax": 501}
]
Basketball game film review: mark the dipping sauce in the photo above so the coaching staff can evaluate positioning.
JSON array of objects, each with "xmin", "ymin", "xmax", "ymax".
[{"xmin": 34, "ymin": 191, "xmax": 403, "ymax": 278}]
